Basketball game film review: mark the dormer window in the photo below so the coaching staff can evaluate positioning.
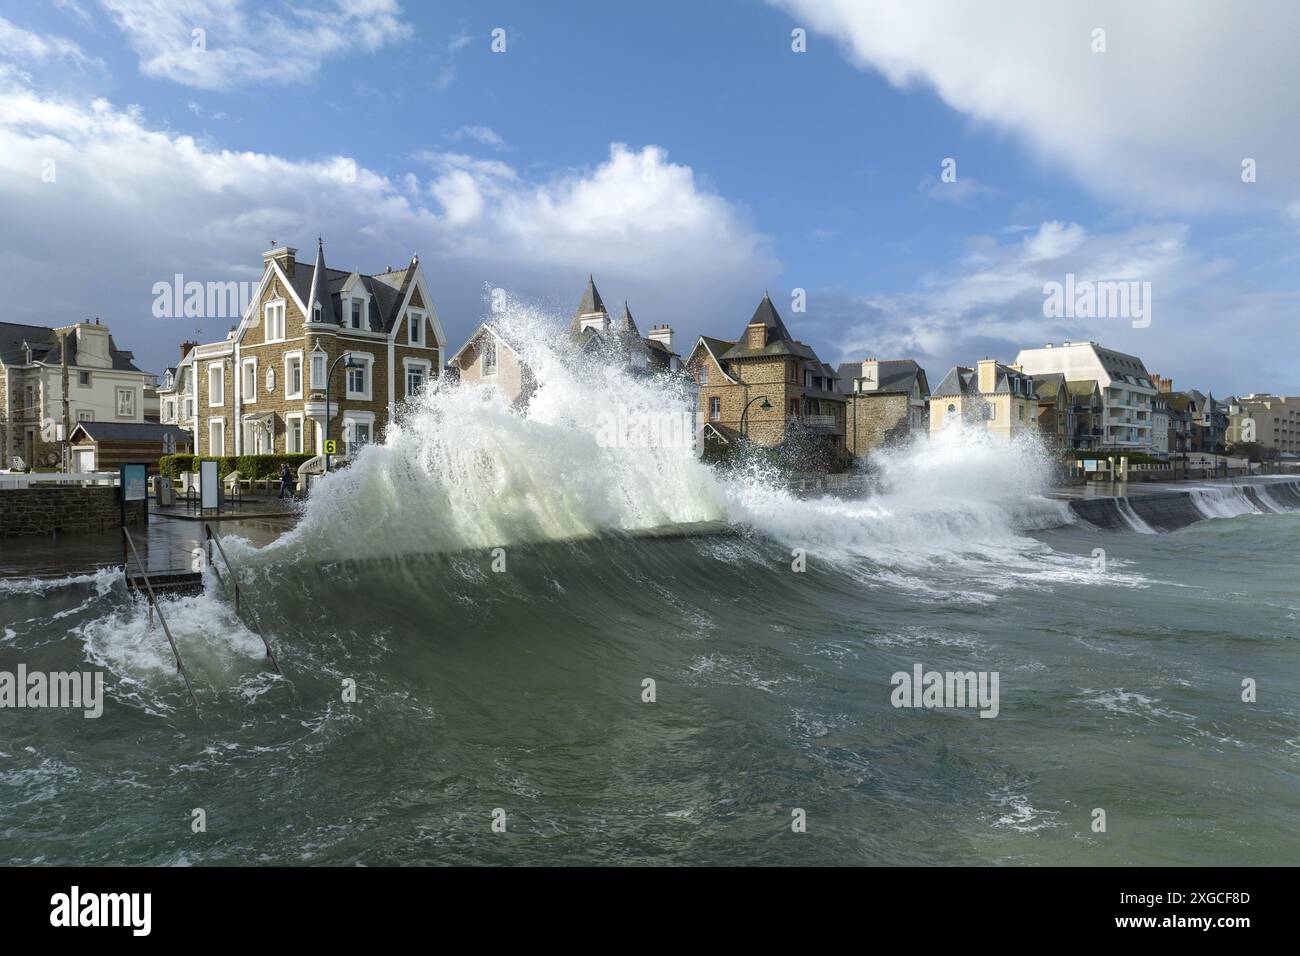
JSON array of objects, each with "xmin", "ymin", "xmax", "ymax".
[
  {"xmin": 350, "ymin": 300, "xmax": 362, "ymax": 329},
  {"xmin": 264, "ymin": 300, "xmax": 286, "ymax": 342},
  {"xmin": 313, "ymin": 302, "xmax": 322, "ymax": 323}
]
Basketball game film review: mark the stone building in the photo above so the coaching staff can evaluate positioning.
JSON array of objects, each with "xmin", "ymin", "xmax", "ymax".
[
  {"xmin": 686, "ymin": 293, "xmax": 846, "ymax": 453},
  {"xmin": 186, "ymin": 241, "xmax": 447, "ymax": 458},
  {"xmin": 834, "ymin": 359, "xmax": 929, "ymax": 458}
]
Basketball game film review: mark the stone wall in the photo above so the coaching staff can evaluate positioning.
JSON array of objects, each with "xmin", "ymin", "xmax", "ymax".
[
  {"xmin": 845, "ymin": 392, "xmax": 911, "ymax": 458},
  {"xmin": 0, "ymin": 486, "xmax": 147, "ymax": 537}
]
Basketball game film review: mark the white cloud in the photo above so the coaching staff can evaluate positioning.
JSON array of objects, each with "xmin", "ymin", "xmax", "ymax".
[
  {"xmin": 451, "ymin": 125, "xmax": 507, "ymax": 149},
  {"xmin": 0, "ymin": 15, "xmax": 95, "ymax": 65},
  {"xmin": 0, "ymin": 80, "xmax": 776, "ymax": 375},
  {"xmin": 771, "ymin": 0, "xmax": 1300, "ymax": 215},
  {"xmin": 98, "ymin": 0, "xmax": 412, "ymax": 91}
]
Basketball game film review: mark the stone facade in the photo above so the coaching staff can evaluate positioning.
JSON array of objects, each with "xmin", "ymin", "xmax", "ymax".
[
  {"xmin": 189, "ymin": 244, "xmax": 446, "ymax": 459},
  {"xmin": 0, "ymin": 486, "xmax": 146, "ymax": 536},
  {"xmin": 687, "ymin": 296, "xmax": 846, "ymax": 453},
  {"xmin": 845, "ymin": 392, "xmax": 912, "ymax": 457}
]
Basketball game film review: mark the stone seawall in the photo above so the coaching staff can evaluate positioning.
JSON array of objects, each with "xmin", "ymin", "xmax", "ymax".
[
  {"xmin": 1068, "ymin": 480, "xmax": 1300, "ymax": 532},
  {"xmin": 0, "ymin": 487, "xmax": 147, "ymax": 537}
]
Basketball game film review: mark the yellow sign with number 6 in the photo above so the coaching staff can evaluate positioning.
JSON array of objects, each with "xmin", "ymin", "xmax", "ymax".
[{"xmin": 323, "ymin": 439, "xmax": 338, "ymax": 455}]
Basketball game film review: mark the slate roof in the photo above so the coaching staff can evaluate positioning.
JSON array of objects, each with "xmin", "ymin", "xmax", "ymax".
[
  {"xmin": 285, "ymin": 252, "xmax": 417, "ymax": 334},
  {"xmin": 70, "ymin": 422, "xmax": 193, "ymax": 444},
  {"xmin": 932, "ymin": 366, "xmax": 976, "ymax": 399},
  {"xmin": 834, "ymin": 359, "xmax": 925, "ymax": 395},
  {"xmin": 569, "ymin": 276, "xmax": 608, "ymax": 332},
  {"xmin": 0, "ymin": 321, "xmax": 145, "ymax": 373},
  {"xmin": 718, "ymin": 294, "xmax": 817, "ymax": 361},
  {"xmin": 1033, "ymin": 372, "xmax": 1068, "ymax": 401}
]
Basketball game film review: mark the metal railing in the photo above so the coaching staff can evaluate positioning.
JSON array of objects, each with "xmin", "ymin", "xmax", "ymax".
[
  {"xmin": 121, "ymin": 527, "xmax": 199, "ymax": 710},
  {"xmin": 203, "ymin": 524, "xmax": 283, "ymax": 676}
]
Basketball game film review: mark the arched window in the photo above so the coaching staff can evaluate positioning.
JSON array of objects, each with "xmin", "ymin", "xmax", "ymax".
[{"xmin": 947, "ymin": 404, "xmax": 956, "ymax": 414}]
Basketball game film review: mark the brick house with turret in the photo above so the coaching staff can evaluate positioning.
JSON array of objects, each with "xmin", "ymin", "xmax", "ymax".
[{"xmin": 187, "ymin": 241, "xmax": 447, "ymax": 459}]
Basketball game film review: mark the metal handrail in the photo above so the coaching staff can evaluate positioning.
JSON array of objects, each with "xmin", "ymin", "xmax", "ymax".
[
  {"xmin": 122, "ymin": 527, "xmax": 200, "ymax": 710},
  {"xmin": 203, "ymin": 524, "xmax": 283, "ymax": 675}
]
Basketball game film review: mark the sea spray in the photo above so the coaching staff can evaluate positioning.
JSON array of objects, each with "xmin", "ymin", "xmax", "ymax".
[{"xmin": 269, "ymin": 293, "xmax": 728, "ymax": 560}]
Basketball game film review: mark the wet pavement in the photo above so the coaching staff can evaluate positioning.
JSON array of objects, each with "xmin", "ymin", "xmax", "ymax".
[{"xmin": 0, "ymin": 510, "xmax": 297, "ymax": 580}]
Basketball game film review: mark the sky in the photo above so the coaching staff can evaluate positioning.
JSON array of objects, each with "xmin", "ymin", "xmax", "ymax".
[{"xmin": 1, "ymin": 0, "xmax": 1298, "ymax": 397}]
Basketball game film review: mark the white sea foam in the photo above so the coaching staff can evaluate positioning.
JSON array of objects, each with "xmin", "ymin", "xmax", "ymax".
[{"xmin": 0, "ymin": 567, "xmax": 121, "ymax": 596}]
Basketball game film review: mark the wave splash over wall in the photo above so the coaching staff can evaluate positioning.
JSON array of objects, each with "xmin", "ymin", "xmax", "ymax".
[{"xmin": 265, "ymin": 295, "xmax": 1070, "ymax": 565}]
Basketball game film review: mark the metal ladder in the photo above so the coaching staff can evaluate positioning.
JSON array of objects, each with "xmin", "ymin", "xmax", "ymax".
[
  {"xmin": 121, "ymin": 526, "xmax": 200, "ymax": 711},
  {"xmin": 203, "ymin": 523, "xmax": 284, "ymax": 676}
]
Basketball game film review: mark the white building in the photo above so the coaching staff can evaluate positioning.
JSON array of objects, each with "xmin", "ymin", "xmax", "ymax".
[
  {"xmin": 1014, "ymin": 341, "xmax": 1159, "ymax": 453},
  {"xmin": 1, "ymin": 320, "xmax": 154, "ymax": 469}
]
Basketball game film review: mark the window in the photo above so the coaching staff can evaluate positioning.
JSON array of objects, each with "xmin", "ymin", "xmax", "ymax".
[
  {"xmin": 351, "ymin": 422, "xmax": 371, "ymax": 451},
  {"xmin": 116, "ymin": 387, "xmax": 135, "ymax": 419},
  {"xmin": 184, "ymin": 398, "xmax": 193, "ymax": 419},
  {"xmin": 345, "ymin": 355, "xmax": 372, "ymax": 400},
  {"xmin": 242, "ymin": 360, "xmax": 256, "ymax": 404},
  {"xmin": 264, "ymin": 300, "xmax": 286, "ymax": 342},
  {"xmin": 482, "ymin": 338, "xmax": 497, "ymax": 376},
  {"xmin": 208, "ymin": 363, "xmax": 224, "ymax": 407},
  {"xmin": 78, "ymin": 371, "xmax": 91, "ymax": 387},
  {"xmin": 709, "ymin": 397, "xmax": 721, "ymax": 420},
  {"xmin": 310, "ymin": 352, "xmax": 326, "ymax": 389},
  {"xmin": 285, "ymin": 353, "xmax": 303, "ymax": 399},
  {"xmin": 287, "ymin": 415, "xmax": 304, "ymax": 454},
  {"xmin": 947, "ymin": 403, "xmax": 956, "ymax": 414},
  {"xmin": 77, "ymin": 410, "xmax": 94, "ymax": 422},
  {"xmin": 165, "ymin": 401, "xmax": 174, "ymax": 420},
  {"xmin": 347, "ymin": 364, "xmax": 365, "ymax": 395},
  {"xmin": 699, "ymin": 364, "xmax": 708, "ymax": 385},
  {"xmin": 408, "ymin": 310, "xmax": 423, "ymax": 345},
  {"xmin": 344, "ymin": 415, "xmax": 374, "ymax": 456},
  {"xmin": 209, "ymin": 419, "xmax": 225, "ymax": 455},
  {"xmin": 406, "ymin": 365, "xmax": 426, "ymax": 398},
  {"xmin": 313, "ymin": 302, "xmax": 322, "ymax": 323},
  {"xmin": 350, "ymin": 299, "xmax": 363, "ymax": 330}
]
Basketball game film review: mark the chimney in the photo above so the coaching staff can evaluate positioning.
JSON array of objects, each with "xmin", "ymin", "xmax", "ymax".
[
  {"xmin": 647, "ymin": 324, "xmax": 674, "ymax": 351},
  {"xmin": 263, "ymin": 245, "xmax": 298, "ymax": 278},
  {"xmin": 977, "ymin": 358, "xmax": 999, "ymax": 394},
  {"xmin": 745, "ymin": 322, "xmax": 766, "ymax": 350},
  {"xmin": 859, "ymin": 358, "xmax": 880, "ymax": 392},
  {"xmin": 180, "ymin": 340, "xmax": 198, "ymax": 362}
]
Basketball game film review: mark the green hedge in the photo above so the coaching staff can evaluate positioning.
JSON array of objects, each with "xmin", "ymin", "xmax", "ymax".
[{"xmin": 158, "ymin": 454, "xmax": 314, "ymax": 481}]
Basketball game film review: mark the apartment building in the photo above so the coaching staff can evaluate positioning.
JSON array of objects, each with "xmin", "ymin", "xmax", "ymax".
[
  {"xmin": 0, "ymin": 319, "xmax": 153, "ymax": 469},
  {"xmin": 928, "ymin": 359, "xmax": 1038, "ymax": 439},
  {"xmin": 188, "ymin": 241, "xmax": 447, "ymax": 458},
  {"xmin": 834, "ymin": 358, "xmax": 929, "ymax": 457},
  {"xmin": 687, "ymin": 293, "xmax": 846, "ymax": 452},
  {"xmin": 1228, "ymin": 393, "xmax": 1300, "ymax": 455},
  {"xmin": 1015, "ymin": 341, "xmax": 1158, "ymax": 452}
]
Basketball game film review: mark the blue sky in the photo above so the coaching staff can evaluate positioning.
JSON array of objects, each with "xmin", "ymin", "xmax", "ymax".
[{"xmin": 2, "ymin": 0, "xmax": 1298, "ymax": 396}]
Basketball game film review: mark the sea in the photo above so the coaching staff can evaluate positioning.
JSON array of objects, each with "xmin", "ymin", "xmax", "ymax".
[{"xmin": 2, "ymin": 310, "xmax": 1297, "ymax": 866}]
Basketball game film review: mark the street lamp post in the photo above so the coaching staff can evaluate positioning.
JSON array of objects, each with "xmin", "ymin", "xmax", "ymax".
[
  {"xmin": 324, "ymin": 352, "xmax": 360, "ymax": 473},
  {"xmin": 740, "ymin": 395, "xmax": 773, "ymax": 442}
]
